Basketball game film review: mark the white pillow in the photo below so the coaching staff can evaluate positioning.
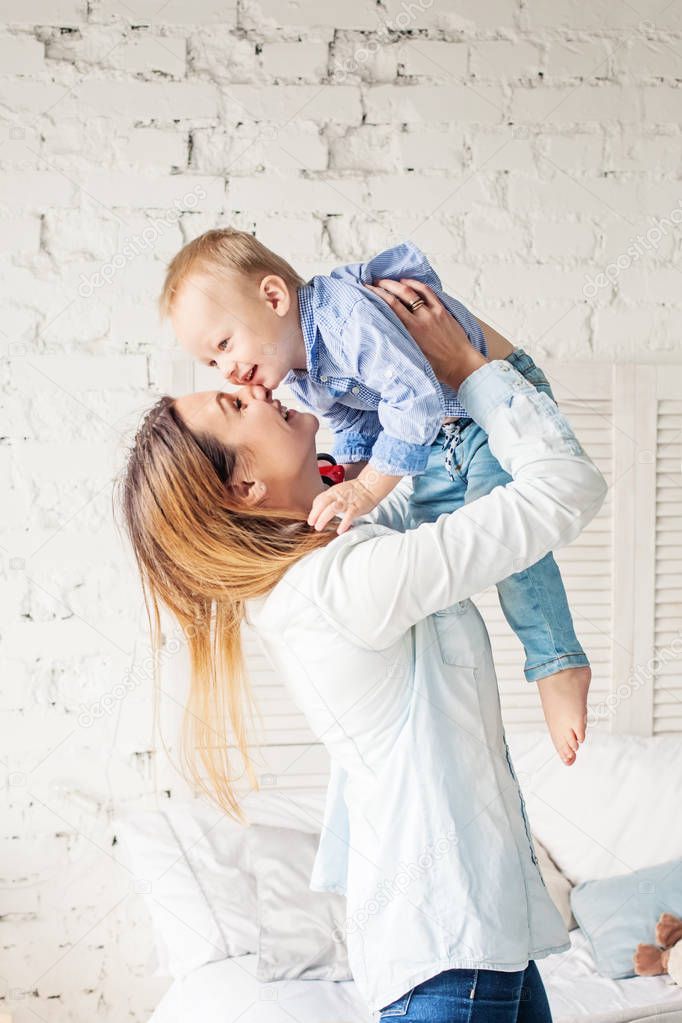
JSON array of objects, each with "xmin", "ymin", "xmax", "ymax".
[
  {"xmin": 239, "ymin": 787, "xmax": 327, "ymax": 833},
  {"xmin": 534, "ymin": 838, "xmax": 577, "ymax": 930},
  {"xmin": 506, "ymin": 730, "xmax": 682, "ymax": 885},
  {"xmin": 115, "ymin": 789, "xmax": 329, "ymax": 980},
  {"xmin": 248, "ymin": 824, "xmax": 351, "ymax": 982},
  {"xmin": 116, "ymin": 802, "xmax": 257, "ymax": 979}
]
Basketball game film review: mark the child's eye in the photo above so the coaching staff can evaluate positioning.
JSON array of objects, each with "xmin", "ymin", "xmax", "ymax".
[
  {"xmin": 208, "ymin": 340, "xmax": 230, "ymax": 367},
  {"xmin": 234, "ymin": 397, "xmax": 243, "ymax": 411}
]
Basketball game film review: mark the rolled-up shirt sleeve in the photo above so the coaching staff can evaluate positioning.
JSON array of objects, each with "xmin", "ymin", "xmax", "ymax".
[
  {"xmin": 324, "ymin": 406, "xmax": 381, "ymax": 465},
  {"xmin": 342, "ymin": 297, "xmax": 445, "ymax": 477}
]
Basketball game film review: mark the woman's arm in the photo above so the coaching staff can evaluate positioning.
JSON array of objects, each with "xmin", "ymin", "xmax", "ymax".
[
  {"xmin": 477, "ymin": 316, "xmax": 515, "ymax": 361},
  {"xmin": 305, "ymin": 284, "xmax": 607, "ymax": 651},
  {"xmin": 340, "ymin": 460, "xmax": 367, "ymax": 480}
]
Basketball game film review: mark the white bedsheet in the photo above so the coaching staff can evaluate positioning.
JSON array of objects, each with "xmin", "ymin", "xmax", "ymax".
[
  {"xmin": 536, "ymin": 930, "xmax": 682, "ymax": 1022},
  {"xmin": 149, "ymin": 931, "xmax": 682, "ymax": 1023},
  {"xmin": 149, "ymin": 952, "xmax": 370, "ymax": 1022}
]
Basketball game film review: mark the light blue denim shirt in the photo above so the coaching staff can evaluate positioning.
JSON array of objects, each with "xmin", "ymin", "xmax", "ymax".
[
  {"xmin": 282, "ymin": 240, "xmax": 487, "ymax": 477},
  {"xmin": 246, "ymin": 361, "xmax": 607, "ymax": 1015}
]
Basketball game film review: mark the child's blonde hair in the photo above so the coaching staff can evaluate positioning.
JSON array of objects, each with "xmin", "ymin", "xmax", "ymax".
[{"xmin": 159, "ymin": 228, "xmax": 306, "ymax": 318}]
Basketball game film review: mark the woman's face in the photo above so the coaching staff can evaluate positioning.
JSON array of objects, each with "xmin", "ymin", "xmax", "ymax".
[{"xmin": 174, "ymin": 383, "xmax": 325, "ymax": 514}]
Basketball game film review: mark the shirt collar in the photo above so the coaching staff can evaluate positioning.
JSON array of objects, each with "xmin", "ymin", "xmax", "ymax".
[
  {"xmin": 288, "ymin": 283, "xmax": 317, "ymax": 381},
  {"xmin": 359, "ymin": 240, "xmax": 440, "ymax": 289}
]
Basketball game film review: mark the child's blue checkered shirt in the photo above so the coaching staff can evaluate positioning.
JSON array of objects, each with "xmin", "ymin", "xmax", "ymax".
[{"xmin": 282, "ymin": 240, "xmax": 487, "ymax": 478}]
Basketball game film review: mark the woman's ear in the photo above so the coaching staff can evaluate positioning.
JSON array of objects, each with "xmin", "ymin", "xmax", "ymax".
[{"xmin": 229, "ymin": 478, "xmax": 267, "ymax": 505}]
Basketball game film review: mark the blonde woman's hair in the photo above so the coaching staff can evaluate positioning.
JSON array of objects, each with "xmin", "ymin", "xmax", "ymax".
[
  {"xmin": 159, "ymin": 228, "xmax": 307, "ymax": 318},
  {"xmin": 116, "ymin": 396, "xmax": 335, "ymax": 821}
]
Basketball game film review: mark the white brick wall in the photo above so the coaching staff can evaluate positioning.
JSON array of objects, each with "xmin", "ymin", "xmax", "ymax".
[{"xmin": 1, "ymin": 1, "xmax": 680, "ymax": 1019}]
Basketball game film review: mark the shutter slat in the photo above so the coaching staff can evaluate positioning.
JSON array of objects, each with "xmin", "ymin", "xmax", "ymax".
[
  {"xmin": 654, "ymin": 397, "xmax": 682, "ymax": 734},
  {"xmin": 489, "ymin": 397, "xmax": 613, "ymax": 723}
]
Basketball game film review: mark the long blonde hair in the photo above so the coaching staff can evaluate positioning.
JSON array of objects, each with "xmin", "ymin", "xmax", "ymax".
[
  {"xmin": 158, "ymin": 227, "xmax": 307, "ymax": 318},
  {"xmin": 116, "ymin": 396, "xmax": 335, "ymax": 821}
]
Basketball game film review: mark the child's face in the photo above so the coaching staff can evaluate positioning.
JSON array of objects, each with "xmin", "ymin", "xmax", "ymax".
[{"xmin": 171, "ymin": 270, "xmax": 301, "ymax": 392}]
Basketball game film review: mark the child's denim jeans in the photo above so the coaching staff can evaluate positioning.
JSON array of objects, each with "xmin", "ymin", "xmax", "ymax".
[{"xmin": 409, "ymin": 347, "xmax": 589, "ymax": 683}]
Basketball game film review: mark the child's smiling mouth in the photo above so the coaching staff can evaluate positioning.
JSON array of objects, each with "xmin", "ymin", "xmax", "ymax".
[{"xmin": 236, "ymin": 365, "xmax": 258, "ymax": 384}]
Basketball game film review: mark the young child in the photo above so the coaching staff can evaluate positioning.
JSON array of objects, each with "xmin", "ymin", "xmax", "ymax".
[{"xmin": 159, "ymin": 228, "xmax": 591, "ymax": 766}]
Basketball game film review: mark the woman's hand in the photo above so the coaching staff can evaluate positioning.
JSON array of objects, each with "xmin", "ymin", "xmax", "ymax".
[{"xmin": 365, "ymin": 277, "xmax": 487, "ymax": 390}]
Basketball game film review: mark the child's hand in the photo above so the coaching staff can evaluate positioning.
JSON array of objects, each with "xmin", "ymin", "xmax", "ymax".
[{"xmin": 307, "ymin": 479, "xmax": 380, "ymax": 535}]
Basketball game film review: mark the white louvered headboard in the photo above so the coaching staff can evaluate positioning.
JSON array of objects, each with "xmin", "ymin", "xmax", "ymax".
[{"xmin": 162, "ymin": 358, "xmax": 681, "ymax": 798}]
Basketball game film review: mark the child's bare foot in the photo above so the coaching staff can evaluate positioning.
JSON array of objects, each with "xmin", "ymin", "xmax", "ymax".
[
  {"xmin": 536, "ymin": 666, "xmax": 591, "ymax": 766},
  {"xmin": 634, "ymin": 942, "xmax": 670, "ymax": 975},
  {"xmin": 656, "ymin": 912, "xmax": 682, "ymax": 949}
]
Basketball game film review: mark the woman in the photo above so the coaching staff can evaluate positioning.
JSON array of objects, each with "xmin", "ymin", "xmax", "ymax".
[{"xmin": 119, "ymin": 280, "xmax": 607, "ymax": 1021}]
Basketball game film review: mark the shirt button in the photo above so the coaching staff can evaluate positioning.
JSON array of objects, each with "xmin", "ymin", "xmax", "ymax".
[
  {"xmin": 320, "ymin": 375, "xmax": 328, "ymax": 382},
  {"xmin": 501, "ymin": 364, "xmax": 510, "ymax": 371},
  {"xmin": 351, "ymin": 386, "xmax": 360, "ymax": 394}
]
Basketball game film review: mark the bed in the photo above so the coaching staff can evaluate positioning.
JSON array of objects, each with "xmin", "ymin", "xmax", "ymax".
[
  {"xmin": 114, "ymin": 732, "xmax": 682, "ymax": 1023},
  {"xmin": 147, "ymin": 938, "xmax": 682, "ymax": 1023}
]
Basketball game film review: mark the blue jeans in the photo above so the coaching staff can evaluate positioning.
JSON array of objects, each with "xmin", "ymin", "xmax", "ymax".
[
  {"xmin": 378, "ymin": 962, "xmax": 553, "ymax": 1022},
  {"xmin": 409, "ymin": 347, "xmax": 589, "ymax": 683}
]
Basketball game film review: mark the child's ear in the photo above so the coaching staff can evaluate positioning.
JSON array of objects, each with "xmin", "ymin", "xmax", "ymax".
[{"xmin": 259, "ymin": 275, "xmax": 290, "ymax": 316}]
